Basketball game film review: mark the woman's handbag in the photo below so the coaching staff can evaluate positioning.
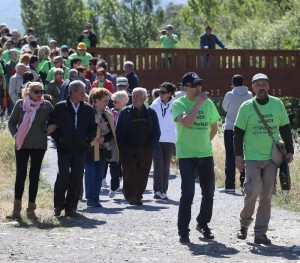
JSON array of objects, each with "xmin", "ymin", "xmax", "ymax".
[{"xmin": 253, "ymin": 102, "xmax": 286, "ymax": 167}]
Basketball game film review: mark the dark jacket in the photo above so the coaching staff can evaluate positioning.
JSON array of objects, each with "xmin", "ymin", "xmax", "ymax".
[
  {"xmin": 77, "ymin": 32, "xmax": 98, "ymax": 48},
  {"xmin": 116, "ymin": 105, "xmax": 161, "ymax": 149},
  {"xmin": 48, "ymin": 96, "xmax": 97, "ymax": 153},
  {"xmin": 126, "ymin": 72, "xmax": 139, "ymax": 91}
]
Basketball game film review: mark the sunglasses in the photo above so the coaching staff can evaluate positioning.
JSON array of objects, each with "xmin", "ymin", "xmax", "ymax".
[
  {"xmin": 33, "ymin": 89, "xmax": 46, "ymax": 94},
  {"xmin": 19, "ymin": 42, "xmax": 25, "ymax": 45},
  {"xmin": 97, "ymin": 74, "xmax": 104, "ymax": 76},
  {"xmin": 55, "ymin": 73, "xmax": 64, "ymax": 75},
  {"xmin": 159, "ymin": 91, "xmax": 168, "ymax": 95}
]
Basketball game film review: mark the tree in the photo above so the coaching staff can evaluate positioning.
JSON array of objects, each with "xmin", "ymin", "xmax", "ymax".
[
  {"xmin": 21, "ymin": 0, "xmax": 88, "ymax": 47},
  {"xmin": 97, "ymin": 0, "xmax": 161, "ymax": 48}
]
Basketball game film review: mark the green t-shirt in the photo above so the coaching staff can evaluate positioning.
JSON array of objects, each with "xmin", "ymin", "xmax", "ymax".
[
  {"xmin": 160, "ymin": 34, "xmax": 178, "ymax": 58},
  {"xmin": 172, "ymin": 97, "xmax": 220, "ymax": 158},
  {"xmin": 82, "ymin": 37, "xmax": 91, "ymax": 48},
  {"xmin": 97, "ymin": 81, "xmax": 104, "ymax": 87},
  {"xmin": 38, "ymin": 60, "xmax": 54, "ymax": 75},
  {"xmin": 46, "ymin": 66, "xmax": 70, "ymax": 83},
  {"xmin": 1, "ymin": 49, "xmax": 21, "ymax": 63},
  {"xmin": 235, "ymin": 96, "xmax": 290, "ymax": 160},
  {"xmin": 67, "ymin": 52, "xmax": 93, "ymax": 67}
]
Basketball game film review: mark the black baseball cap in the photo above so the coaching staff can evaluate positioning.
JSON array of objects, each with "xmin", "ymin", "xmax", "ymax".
[{"xmin": 181, "ymin": 72, "xmax": 203, "ymax": 88}]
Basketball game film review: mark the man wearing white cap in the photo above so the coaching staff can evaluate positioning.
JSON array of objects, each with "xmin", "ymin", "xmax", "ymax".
[{"xmin": 234, "ymin": 73, "xmax": 294, "ymax": 245}]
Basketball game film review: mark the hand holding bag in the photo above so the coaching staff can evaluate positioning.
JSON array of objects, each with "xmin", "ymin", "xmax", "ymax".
[{"xmin": 253, "ymin": 102, "xmax": 286, "ymax": 167}]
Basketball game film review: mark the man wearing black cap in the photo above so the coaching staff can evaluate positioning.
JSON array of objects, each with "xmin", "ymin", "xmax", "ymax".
[
  {"xmin": 234, "ymin": 73, "xmax": 294, "ymax": 245},
  {"xmin": 172, "ymin": 72, "xmax": 220, "ymax": 244}
]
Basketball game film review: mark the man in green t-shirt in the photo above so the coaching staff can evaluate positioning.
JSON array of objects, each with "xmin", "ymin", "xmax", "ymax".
[
  {"xmin": 172, "ymin": 72, "xmax": 220, "ymax": 244},
  {"xmin": 67, "ymin": 42, "xmax": 92, "ymax": 68},
  {"xmin": 156, "ymin": 24, "xmax": 178, "ymax": 68},
  {"xmin": 234, "ymin": 73, "xmax": 294, "ymax": 245}
]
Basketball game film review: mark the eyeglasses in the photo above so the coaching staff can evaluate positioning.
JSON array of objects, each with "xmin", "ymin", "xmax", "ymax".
[
  {"xmin": 113, "ymin": 100, "xmax": 120, "ymax": 104},
  {"xmin": 33, "ymin": 89, "xmax": 46, "ymax": 94},
  {"xmin": 159, "ymin": 91, "xmax": 168, "ymax": 95}
]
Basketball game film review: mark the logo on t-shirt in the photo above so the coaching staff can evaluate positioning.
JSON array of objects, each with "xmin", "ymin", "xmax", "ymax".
[{"xmin": 192, "ymin": 110, "xmax": 209, "ymax": 129}]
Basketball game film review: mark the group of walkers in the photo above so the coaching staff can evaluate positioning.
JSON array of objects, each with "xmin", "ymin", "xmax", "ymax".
[{"xmin": 1, "ymin": 22, "xmax": 294, "ymax": 246}]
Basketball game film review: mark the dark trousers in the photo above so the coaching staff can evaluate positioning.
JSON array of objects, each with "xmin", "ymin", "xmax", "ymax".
[
  {"xmin": 119, "ymin": 144, "xmax": 152, "ymax": 202},
  {"xmin": 15, "ymin": 148, "xmax": 46, "ymax": 202},
  {"xmin": 178, "ymin": 157, "xmax": 215, "ymax": 236},
  {"xmin": 152, "ymin": 142, "xmax": 175, "ymax": 193},
  {"xmin": 54, "ymin": 149, "xmax": 86, "ymax": 212},
  {"xmin": 224, "ymin": 130, "xmax": 245, "ymax": 189},
  {"xmin": 104, "ymin": 162, "xmax": 122, "ymax": 191}
]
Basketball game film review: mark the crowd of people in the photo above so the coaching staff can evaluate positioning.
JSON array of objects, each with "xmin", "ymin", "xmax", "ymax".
[{"xmin": 0, "ymin": 21, "xmax": 294, "ymax": 246}]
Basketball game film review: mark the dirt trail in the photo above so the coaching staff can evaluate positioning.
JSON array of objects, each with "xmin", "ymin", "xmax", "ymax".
[{"xmin": 0, "ymin": 141, "xmax": 299, "ymax": 263}]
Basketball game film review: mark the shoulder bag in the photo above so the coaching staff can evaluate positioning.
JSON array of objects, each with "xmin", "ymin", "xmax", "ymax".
[{"xmin": 253, "ymin": 101, "xmax": 291, "ymax": 190}]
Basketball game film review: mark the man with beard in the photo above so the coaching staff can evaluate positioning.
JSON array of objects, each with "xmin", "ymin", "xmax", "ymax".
[{"xmin": 234, "ymin": 73, "xmax": 294, "ymax": 245}]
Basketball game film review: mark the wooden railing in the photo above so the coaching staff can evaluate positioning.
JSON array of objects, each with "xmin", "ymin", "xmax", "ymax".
[{"xmin": 88, "ymin": 48, "xmax": 300, "ymax": 97}]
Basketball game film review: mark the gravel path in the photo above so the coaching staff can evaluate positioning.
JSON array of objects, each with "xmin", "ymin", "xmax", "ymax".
[{"xmin": 0, "ymin": 140, "xmax": 299, "ymax": 263}]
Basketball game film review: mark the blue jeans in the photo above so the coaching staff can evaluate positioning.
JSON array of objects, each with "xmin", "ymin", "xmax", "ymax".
[
  {"xmin": 84, "ymin": 153, "xmax": 106, "ymax": 200},
  {"xmin": 224, "ymin": 130, "xmax": 245, "ymax": 189},
  {"xmin": 178, "ymin": 157, "xmax": 215, "ymax": 236}
]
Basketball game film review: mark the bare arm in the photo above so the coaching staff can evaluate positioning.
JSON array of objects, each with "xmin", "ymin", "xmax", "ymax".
[
  {"xmin": 167, "ymin": 33, "xmax": 177, "ymax": 44},
  {"xmin": 156, "ymin": 32, "xmax": 162, "ymax": 41},
  {"xmin": 210, "ymin": 122, "xmax": 218, "ymax": 141},
  {"xmin": 176, "ymin": 92, "xmax": 208, "ymax": 127}
]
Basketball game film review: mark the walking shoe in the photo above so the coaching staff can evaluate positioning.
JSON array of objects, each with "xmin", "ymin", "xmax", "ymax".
[
  {"xmin": 53, "ymin": 208, "xmax": 62, "ymax": 217},
  {"xmin": 102, "ymin": 178, "xmax": 109, "ymax": 188},
  {"xmin": 108, "ymin": 190, "xmax": 116, "ymax": 198},
  {"xmin": 154, "ymin": 191, "xmax": 163, "ymax": 199},
  {"xmin": 65, "ymin": 209, "xmax": 80, "ymax": 217},
  {"xmin": 129, "ymin": 200, "xmax": 143, "ymax": 206},
  {"xmin": 237, "ymin": 227, "xmax": 248, "ymax": 240},
  {"xmin": 219, "ymin": 188, "xmax": 235, "ymax": 194},
  {"xmin": 94, "ymin": 199, "xmax": 102, "ymax": 208},
  {"xmin": 254, "ymin": 234, "xmax": 272, "ymax": 245},
  {"xmin": 162, "ymin": 193, "xmax": 169, "ymax": 200},
  {"xmin": 86, "ymin": 199, "xmax": 95, "ymax": 207},
  {"xmin": 179, "ymin": 234, "xmax": 190, "ymax": 244},
  {"xmin": 196, "ymin": 225, "xmax": 214, "ymax": 239}
]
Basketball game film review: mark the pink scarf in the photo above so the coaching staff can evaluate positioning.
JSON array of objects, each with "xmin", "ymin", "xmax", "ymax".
[{"xmin": 15, "ymin": 95, "xmax": 44, "ymax": 150}]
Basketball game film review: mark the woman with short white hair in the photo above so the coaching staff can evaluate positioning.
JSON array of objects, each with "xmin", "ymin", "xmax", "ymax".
[{"xmin": 116, "ymin": 87, "xmax": 161, "ymax": 205}]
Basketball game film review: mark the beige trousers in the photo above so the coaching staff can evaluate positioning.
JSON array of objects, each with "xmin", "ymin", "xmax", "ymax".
[{"xmin": 240, "ymin": 160, "xmax": 277, "ymax": 235}]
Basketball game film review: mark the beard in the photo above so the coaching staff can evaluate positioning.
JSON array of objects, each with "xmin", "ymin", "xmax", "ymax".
[{"xmin": 257, "ymin": 89, "xmax": 268, "ymax": 99}]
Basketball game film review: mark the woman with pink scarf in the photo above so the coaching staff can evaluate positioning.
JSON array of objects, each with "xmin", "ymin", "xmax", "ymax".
[{"xmin": 7, "ymin": 82, "xmax": 54, "ymax": 221}]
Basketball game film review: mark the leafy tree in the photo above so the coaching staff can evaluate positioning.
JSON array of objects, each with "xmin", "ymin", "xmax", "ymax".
[
  {"xmin": 97, "ymin": 0, "xmax": 162, "ymax": 48},
  {"xmin": 21, "ymin": 0, "xmax": 88, "ymax": 47}
]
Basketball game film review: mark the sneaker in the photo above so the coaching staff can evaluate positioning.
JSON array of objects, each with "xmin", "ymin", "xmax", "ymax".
[
  {"xmin": 94, "ymin": 199, "xmax": 102, "ymax": 208},
  {"xmin": 102, "ymin": 178, "xmax": 109, "ymax": 188},
  {"xmin": 65, "ymin": 209, "xmax": 81, "ymax": 217},
  {"xmin": 179, "ymin": 235, "xmax": 190, "ymax": 244},
  {"xmin": 254, "ymin": 234, "xmax": 272, "ymax": 245},
  {"xmin": 196, "ymin": 225, "xmax": 214, "ymax": 239},
  {"xmin": 53, "ymin": 208, "xmax": 62, "ymax": 217},
  {"xmin": 219, "ymin": 188, "xmax": 235, "ymax": 194},
  {"xmin": 154, "ymin": 191, "xmax": 163, "ymax": 199},
  {"xmin": 161, "ymin": 193, "xmax": 169, "ymax": 200},
  {"xmin": 237, "ymin": 227, "xmax": 248, "ymax": 240},
  {"xmin": 86, "ymin": 199, "xmax": 95, "ymax": 207},
  {"xmin": 108, "ymin": 190, "xmax": 116, "ymax": 198}
]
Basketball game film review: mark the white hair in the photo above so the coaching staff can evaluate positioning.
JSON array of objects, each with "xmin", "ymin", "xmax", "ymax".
[
  {"xmin": 111, "ymin": 90, "xmax": 129, "ymax": 106},
  {"xmin": 132, "ymin": 87, "xmax": 147, "ymax": 100}
]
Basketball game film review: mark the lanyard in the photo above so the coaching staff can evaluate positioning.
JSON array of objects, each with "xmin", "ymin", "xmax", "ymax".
[{"xmin": 160, "ymin": 102, "xmax": 170, "ymax": 118}]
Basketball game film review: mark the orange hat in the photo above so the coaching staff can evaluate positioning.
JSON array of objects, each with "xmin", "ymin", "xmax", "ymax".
[{"xmin": 77, "ymin": 42, "xmax": 87, "ymax": 50}]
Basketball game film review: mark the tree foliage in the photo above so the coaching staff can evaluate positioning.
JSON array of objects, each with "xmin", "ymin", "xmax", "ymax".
[
  {"xmin": 21, "ymin": 0, "xmax": 88, "ymax": 47},
  {"xmin": 20, "ymin": 0, "xmax": 300, "ymax": 50}
]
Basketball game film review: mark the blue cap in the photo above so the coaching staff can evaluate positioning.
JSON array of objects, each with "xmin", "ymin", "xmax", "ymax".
[{"xmin": 60, "ymin": 45, "xmax": 69, "ymax": 50}]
